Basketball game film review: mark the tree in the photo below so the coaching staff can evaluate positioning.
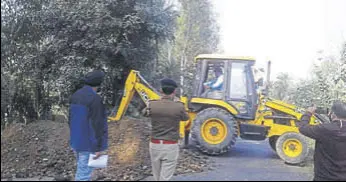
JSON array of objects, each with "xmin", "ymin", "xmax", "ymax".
[
  {"xmin": 270, "ymin": 73, "xmax": 293, "ymax": 101},
  {"xmin": 155, "ymin": 0, "xmax": 220, "ymax": 96},
  {"xmin": 1, "ymin": 0, "xmax": 177, "ymax": 124},
  {"xmin": 177, "ymin": 0, "xmax": 220, "ymax": 95},
  {"xmin": 279, "ymin": 42, "xmax": 346, "ymax": 108}
]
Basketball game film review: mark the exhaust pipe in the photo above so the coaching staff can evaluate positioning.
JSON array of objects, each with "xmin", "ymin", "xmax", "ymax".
[
  {"xmin": 266, "ymin": 60, "xmax": 271, "ymax": 85},
  {"xmin": 264, "ymin": 60, "xmax": 271, "ymax": 95}
]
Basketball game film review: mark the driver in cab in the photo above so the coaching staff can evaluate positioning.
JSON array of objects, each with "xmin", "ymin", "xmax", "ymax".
[{"xmin": 203, "ymin": 66, "xmax": 224, "ymax": 91}]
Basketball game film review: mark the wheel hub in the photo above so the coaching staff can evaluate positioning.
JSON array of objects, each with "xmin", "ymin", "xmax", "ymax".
[
  {"xmin": 210, "ymin": 127, "xmax": 219, "ymax": 136},
  {"xmin": 283, "ymin": 139, "xmax": 303, "ymax": 158},
  {"xmin": 289, "ymin": 144, "xmax": 296, "ymax": 151},
  {"xmin": 201, "ymin": 118, "xmax": 228, "ymax": 145}
]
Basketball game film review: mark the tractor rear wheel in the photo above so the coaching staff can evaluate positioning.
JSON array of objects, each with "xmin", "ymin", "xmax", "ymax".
[
  {"xmin": 276, "ymin": 132, "xmax": 309, "ymax": 164},
  {"xmin": 191, "ymin": 107, "xmax": 238, "ymax": 155}
]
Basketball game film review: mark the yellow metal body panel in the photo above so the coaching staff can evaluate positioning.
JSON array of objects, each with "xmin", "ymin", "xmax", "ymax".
[
  {"xmin": 180, "ymin": 96, "xmax": 189, "ymax": 110},
  {"xmin": 179, "ymin": 96, "xmax": 195, "ymax": 137},
  {"xmin": 134, "ymin": 83, "xmax": 161, "ymax": 103},
  {"xmin": 247, "ymin": 95, "xmax": 319, "ymax": 137},
  {"xmin": 190, "ymin": 98, "xmax": 239, "ymax": 115},
  {"xmin": 195, "ymin": 54, "xmax": 256, "ymax": 62},
  {"xmin": 185, "ymin": 112, "xmax": 196, "ymax": 130},
  {"xmin": 265, "ymin": 100, "xmax": 302, "ymax": 119}
]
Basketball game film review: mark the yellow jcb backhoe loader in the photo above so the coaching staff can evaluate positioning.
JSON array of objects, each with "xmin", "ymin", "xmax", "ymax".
[{"xmin": 108, "ymin": 54, "xmax": 325, "ymax": 164}]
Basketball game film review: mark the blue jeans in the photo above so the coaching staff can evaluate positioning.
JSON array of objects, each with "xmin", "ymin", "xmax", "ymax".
[{"xmin": 74, "ymin": 151, "xmax": 94, "ymax": 181}]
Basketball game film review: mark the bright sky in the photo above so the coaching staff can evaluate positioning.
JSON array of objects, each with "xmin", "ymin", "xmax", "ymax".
[{"xmin": 212, "ymin": 0, "xmax": 346, "ymax": 81}]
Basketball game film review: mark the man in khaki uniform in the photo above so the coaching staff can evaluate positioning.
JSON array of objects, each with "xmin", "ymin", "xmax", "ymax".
[{"xmin": 144, "ymin": 78, "xmax": 189, "ymax": 181}]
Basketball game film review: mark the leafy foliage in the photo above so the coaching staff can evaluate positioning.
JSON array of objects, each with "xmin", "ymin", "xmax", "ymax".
[
  {"xmin": 270, "ymin": 42, "xmax": 346, "ymax": 109},
  {"xmin": 1, "ymin": 0, "xmax": 177, "ymax": 124},
  {"xmin": 270, "ymin": 73, "xmax": 293, "ymax": 101},
  {"xmin": 155, "ymin": 0, "xmax": 220, "ymax": 96}
]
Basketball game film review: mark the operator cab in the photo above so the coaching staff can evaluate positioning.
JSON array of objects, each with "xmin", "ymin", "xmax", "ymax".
[{"xmin": 193, "ymin": 54, "xmax": 259, "ymax": 119}]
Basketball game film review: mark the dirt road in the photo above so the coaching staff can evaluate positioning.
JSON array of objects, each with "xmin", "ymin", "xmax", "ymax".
[
  {"xmin": 2, "ymin": 120, "xmax": 314, "ymax": 181},
  {"xmin": 144, "ymin": 139, "xmax": 314, "ymax": 181},
  {"xmin": 2, "ymin": 138, "xmax": 314, "ymax": 181}
]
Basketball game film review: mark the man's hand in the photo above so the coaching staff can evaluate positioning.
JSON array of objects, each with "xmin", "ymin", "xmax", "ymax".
[
  {"xmin": 204, "ymin": 85, "xmax": 210, "ymax": 89},
  {"xmin": 173, "ymin": 96, "xmax": 180, "ymax": 102},
  {"xmin": 93, "ymin": 152, "xmax": 102, "ymax": 160}
]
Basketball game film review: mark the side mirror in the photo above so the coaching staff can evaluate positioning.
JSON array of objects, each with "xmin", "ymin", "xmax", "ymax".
[{"xmin": 261, "ymin": 89, "xmax": 268, "ymax": 96}]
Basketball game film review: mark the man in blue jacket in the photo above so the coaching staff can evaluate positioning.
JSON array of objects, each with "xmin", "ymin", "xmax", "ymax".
[
  {"xmin": 203, "ymin": 66, "xmax": 224, "ymax": 91},
  {"xmin": 202, "ymin": 66, "xmax": 224, "ymax": 99},
  {"xmin": 69, "ymin": 70, "xmax": 108, "ymax": 181}
]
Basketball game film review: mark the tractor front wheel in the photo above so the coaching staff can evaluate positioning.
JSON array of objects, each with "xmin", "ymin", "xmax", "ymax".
[{"xmin": 276, "ymin": 132, "xmax": 309, "ymax": 164}]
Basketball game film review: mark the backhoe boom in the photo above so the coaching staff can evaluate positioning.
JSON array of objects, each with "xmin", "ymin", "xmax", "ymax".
[{"xmin": 108, "ymin": 70, "xmax": 160, "ymax": 121}]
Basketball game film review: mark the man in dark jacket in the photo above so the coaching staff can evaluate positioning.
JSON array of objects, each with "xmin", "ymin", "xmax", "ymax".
[
  {"xmin": 69, "ymin": 70, "xmax": 108, "ymax": 181},
  {"xmin": 298, "ymin": 101, "xmax": 346, "ymax": 181}
]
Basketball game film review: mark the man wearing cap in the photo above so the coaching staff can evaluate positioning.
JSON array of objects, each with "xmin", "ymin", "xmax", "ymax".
[
  {"xmin": 202, "ymin": 66, "xmax": 224, "ymax": 99},
  {"xmin": 144, "ymin": 78, "xmax": 189, "ymax": 181},
  {"xmin": 69, "ymin": 70, "xmax": 108, "ymax": 181},
  {"xmin": 297, "ymin": 101, "xmax": 346, "ymax": 181}
]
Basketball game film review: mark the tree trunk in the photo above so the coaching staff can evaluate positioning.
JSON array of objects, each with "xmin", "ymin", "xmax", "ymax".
[
  {"xmin": 180, "ymin": 54, "xmax": 184, "ymax": 95},
  {"xmin": 112, "ymin": 74, "xmax": 119, "ymax": 106}
]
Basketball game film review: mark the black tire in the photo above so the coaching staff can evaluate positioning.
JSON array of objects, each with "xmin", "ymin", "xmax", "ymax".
[
  {"xmin": 191, "ymin": 107, "xmax": 238, "ymax": 155},
  {"xmin": 276, "ymin": 132, "xmax": 309, "ymax": 164},
  {"xmin": 269, "ymin": 136, "xmax": 279, "ymax": 152}
]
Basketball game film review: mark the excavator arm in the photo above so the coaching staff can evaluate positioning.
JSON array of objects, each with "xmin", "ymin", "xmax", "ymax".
[
  {"xmin": 107, "ymin": 70, "xmax": 192, "ymax": 140},
  {"xmin": 264, "ymin": 97, "xmax": 326, "ymax": 125},
  {"xmin": 108, "ymin": 70, "xmax": 161, "ymax": 121}
]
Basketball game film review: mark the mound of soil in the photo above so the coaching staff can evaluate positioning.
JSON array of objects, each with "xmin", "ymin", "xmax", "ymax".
[
  {"xmin": 1, "ymin": 118, "xmax": 212, "ymax": 181},
  {"xmin": 1, "ymin": 121, "xmax": 75, "ymax": 180}
]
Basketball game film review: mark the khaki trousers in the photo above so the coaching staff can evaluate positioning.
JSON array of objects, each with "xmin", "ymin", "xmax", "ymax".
[{"xmin": 149, "ymin": 142, "xmax": 179, "ymax": 181}]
